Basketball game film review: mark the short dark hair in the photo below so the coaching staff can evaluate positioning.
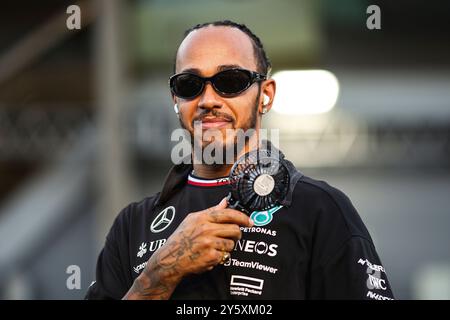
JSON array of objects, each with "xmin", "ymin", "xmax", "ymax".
[{"xmin": 174, "ymin": 20, "xmax": 272, "ymax": 76}]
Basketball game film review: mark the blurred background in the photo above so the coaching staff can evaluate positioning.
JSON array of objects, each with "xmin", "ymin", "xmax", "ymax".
[{"xmin": 0, "ymin": 0, "xmax": 449, "ymax": 299}]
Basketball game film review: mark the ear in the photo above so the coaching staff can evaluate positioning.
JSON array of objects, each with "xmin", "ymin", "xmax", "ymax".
[
  {"xmin": 259, "ymin": 79, "xmax": 276, "ymax": 114},
  {"xmin": 171, "ymin": 94, "xmax": 180, "ymax": 117}
]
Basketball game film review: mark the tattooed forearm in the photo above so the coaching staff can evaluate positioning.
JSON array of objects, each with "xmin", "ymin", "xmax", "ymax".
[
  {"xmin": 122, "ymin": 201, "xmax": 249, "ymax": 300},
  {"xmin": 156, "ymin": 230, "xmax": 197, "ymax": 269},
  {"xmin": 128, "ymin": 276, "xmax": 168, "ymax": 299},
  {"xmin": 122, "ymin": 256, "xmax": 181, "ymax": 300},
  {"xmin": 122, "ymin": 231, "xmax": 196, "ymax": 300}
]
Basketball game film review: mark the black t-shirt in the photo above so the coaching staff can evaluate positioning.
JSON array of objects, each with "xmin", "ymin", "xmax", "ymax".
[{"xmin": 85, "ymin": 162, "xmax": 394, "ymax": 300}]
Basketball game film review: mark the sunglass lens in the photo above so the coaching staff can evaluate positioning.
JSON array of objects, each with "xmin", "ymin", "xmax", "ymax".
[
  {"xmin": 214, "ymin": 70, "xmax": 251, "ymax": 95},
  {"xmin": 172, "ymin": 74, "xmax": 203, "ymax": 98}
]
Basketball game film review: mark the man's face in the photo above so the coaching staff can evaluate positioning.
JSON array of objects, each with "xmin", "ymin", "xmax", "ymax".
[{"xmin": 174, "ymin": 26, "xmax": 262, "ymax": 161}]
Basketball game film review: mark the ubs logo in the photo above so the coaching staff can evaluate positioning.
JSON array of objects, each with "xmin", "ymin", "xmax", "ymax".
[{"xmin": 150, "ymin": 206, "xmax": 176, "ymax": 233}]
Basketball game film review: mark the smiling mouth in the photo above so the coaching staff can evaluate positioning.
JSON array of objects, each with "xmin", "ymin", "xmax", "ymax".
[
  {"xmin": 202, "ymin": 118, "xmax": 231, "ymax": 130},
  {"xmin": 198, "ymin": 117, "xmax": 233, "ymax": 129}
]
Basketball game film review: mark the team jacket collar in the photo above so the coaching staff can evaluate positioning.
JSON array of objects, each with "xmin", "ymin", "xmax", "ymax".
[{"xmin": 187, "ymin": 174, "xmax": 230, "ymax": 187}]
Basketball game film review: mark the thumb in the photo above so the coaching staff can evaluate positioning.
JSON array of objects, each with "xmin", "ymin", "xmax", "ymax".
[
  {"xmin": 205, "ymin": 197, "xmax": 228, "ymax": 214},
  {"xmin": 215, "ymin": 197, "xmax": 228, "ymax": 210}
]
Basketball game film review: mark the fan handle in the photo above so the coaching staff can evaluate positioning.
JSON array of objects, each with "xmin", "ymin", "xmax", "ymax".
[{"xmin": 225, "ymin": 192, "xmax": 249, "ymax": 214}]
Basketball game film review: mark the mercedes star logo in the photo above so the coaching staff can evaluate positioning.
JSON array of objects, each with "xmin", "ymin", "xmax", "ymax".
[{"xmin": 150, "ymin": 206, "xmax": 176, "ymax": 233}]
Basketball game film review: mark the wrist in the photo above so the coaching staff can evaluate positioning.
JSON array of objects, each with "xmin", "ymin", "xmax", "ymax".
[
  {"xmin": 142, "ymin": 259, "xmax": 183, "ymax": 288},
  {"xmin": 123, "ymin": 260, "xmax": 182, "ymax": 300}
]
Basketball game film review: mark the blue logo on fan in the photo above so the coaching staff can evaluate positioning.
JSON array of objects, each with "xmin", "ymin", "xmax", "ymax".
[{"xmin": 250, "ymin": 205, "xmax": 283, "ymax": 226}]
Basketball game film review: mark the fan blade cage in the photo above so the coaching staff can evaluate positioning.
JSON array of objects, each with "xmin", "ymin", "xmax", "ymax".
[{"xmin": 229, "ymin": 149, "xmax": 290, "ymax": 212}]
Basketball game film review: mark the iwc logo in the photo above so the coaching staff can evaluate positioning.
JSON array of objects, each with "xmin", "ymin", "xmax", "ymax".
[
  {"xmin": 250, "ymin": 205, "xmax": 283, "ymax": 226},
  {"xmin": 150, "ymin": 206, "xmax": 176, "ymax": 233}
]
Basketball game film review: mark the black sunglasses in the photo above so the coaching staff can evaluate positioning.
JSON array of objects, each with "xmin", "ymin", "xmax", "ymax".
[{"xmin": 169, "ymin": 68, "xmax": 267, "ymax": 99}]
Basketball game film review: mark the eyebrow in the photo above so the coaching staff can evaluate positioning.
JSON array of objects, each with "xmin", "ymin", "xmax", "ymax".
[
  {"xmin": 217, "ymin": 64, "xmax": 242, "ymax": 71},
  {"xmin": 180, "ymin": 64, "xmax": 243, "ymax": 75}
]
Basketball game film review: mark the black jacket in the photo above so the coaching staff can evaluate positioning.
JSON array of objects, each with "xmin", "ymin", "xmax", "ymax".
[{"xmin": 85, "ymin": 148, "xmax": 394, "ymax": 300}]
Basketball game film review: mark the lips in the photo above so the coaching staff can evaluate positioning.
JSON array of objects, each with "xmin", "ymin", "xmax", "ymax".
[{"xmin": 199, "ymin": 117, "xmax": 233, "ymax": 129}]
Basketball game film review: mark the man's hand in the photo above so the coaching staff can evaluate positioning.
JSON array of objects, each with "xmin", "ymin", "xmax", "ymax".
[{"xmin": 123, "ymin": 197, "xmax": 253, "ymax": 300}]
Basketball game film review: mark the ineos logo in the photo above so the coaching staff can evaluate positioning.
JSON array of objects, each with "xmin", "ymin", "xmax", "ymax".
[
  {"xmin": 234, "ymin": 239, "xmax": 278, "ymax": 257},
  {"xmin": 150, "ymin": 206, "xmax": 176, "ymax": 233}
]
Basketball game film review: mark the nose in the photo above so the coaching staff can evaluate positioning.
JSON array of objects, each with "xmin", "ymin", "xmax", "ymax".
[{"xmin": 198, "ymin": 82, "xmax": 223, "ymax": 111}]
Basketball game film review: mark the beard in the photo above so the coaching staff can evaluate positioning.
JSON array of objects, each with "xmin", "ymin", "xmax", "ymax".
[{"xmin": 179, "ymin": 88, "xmax": 261, "ymax": 165}]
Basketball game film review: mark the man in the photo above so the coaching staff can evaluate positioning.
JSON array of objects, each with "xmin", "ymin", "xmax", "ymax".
[{"xmin": 85, "ymin": 20, "xmax": 394, "ymax": 300}]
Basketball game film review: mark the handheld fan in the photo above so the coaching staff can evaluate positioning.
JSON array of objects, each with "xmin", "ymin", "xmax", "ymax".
[{"xmin": 227, "ymin": 148, "xmax": 290, "ymax": 214}]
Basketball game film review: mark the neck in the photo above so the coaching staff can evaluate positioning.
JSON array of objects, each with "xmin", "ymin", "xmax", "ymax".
[
  {"xmin": 192, "ymin": 163, "xmax": 233, "ymax": 179},
  {"xmin": 191, "ymin": 132, "xmax": 262, "ymax": 179}
]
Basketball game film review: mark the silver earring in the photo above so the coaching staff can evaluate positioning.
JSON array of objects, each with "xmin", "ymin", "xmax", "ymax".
[
  {"xmin": 262, "ymin": 107, "xmax": 268, "ymax": 114},
  {"xmin": 174, "ymin": 103, "xmax": 179, "ymax": 115}
]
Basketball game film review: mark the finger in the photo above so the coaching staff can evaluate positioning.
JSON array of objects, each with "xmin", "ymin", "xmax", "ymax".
[
  {"xmin": 199, "ymin": 249, "xmax": 223, "ymax": 268},
  {"xmin": 212, "ymin": 237, "xmax": 235, "ymax": 252},
  {"xmin": 215, "ymin": 249, "xmax": 225, "ymax": 265},
  {"xmin": 207, "ymin": 208, "xmax": 253, "ymax": 227},
  {"xmin": 188, "ymin": 197, "xmax": 228, "ymax": 222},
  {"xmin": 211, "ymin": 197, "xmax": 228, "ymax": 211},
  {"xmin": 210, "ymin": 223, "xmax": 242, "ymax": 240},
  {"xmin": 214, "ymin": 248, "xmax": 231, "ymax": 266}
]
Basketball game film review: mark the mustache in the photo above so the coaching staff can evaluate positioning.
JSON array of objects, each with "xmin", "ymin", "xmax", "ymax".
[{"xmin": 192, "ymin": 110, "xmax": 235, "ymax": 124}]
